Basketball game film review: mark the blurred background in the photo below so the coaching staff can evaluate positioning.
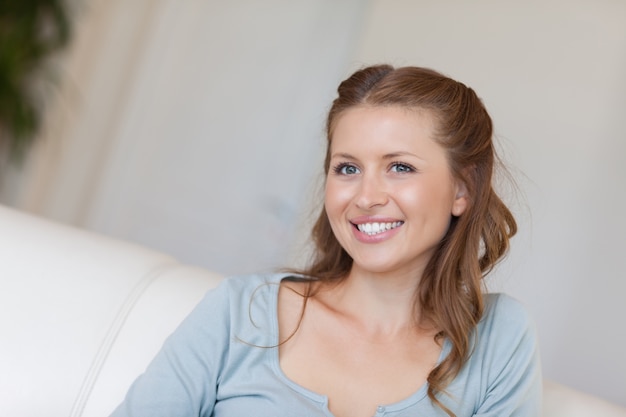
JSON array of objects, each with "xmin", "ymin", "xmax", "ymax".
[{"xmin": 1, "ymin": 0, "xmax": 624, "ymax": 406}]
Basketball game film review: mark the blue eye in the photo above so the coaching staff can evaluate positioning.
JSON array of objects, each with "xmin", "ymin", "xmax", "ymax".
[
  {"xmin": 390, "ymin": 163, "xmax": 414, "ymax": 173},
  {"xmin": 333, "ymin": 163, "xmax": 360, "ymax": 175}
]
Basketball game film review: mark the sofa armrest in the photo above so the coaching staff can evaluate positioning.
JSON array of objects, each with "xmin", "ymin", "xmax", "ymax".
[
  {"xmin": 543, "ymin": 379, "xmax": 626, "ymax": 417},
  {"xmin": 79, "ymin": 266, "xmax": 222, "ymax": 417},
  {"xmin": 0, "ymin": 204, "xmax": 222, "ymax": 417}
]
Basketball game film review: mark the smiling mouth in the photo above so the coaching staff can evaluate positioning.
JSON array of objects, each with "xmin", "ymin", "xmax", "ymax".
[{"xmin": 354, "ymin": 221, "xmax": 404, "ymax": 236}]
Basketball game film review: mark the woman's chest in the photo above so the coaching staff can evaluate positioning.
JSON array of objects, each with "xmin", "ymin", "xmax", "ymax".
[{"xmin": 278, "ymin": 317, "xmax": 442, "ymax": 417}]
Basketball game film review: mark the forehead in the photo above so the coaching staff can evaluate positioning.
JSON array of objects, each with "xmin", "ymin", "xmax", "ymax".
[{"xmin": 330, "ymin": 105, "xmax": 439, "ymax": 152}]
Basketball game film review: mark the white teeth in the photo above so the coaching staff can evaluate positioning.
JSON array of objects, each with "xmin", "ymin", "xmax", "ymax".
[{"xmin": 356, "ymin": 221, "xmax": 403, "ymax": 236}]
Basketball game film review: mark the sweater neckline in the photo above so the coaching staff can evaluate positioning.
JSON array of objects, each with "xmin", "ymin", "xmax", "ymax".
[{"xmin": 266, "ymin": 274, "xmax": 451, "ymax": 415}]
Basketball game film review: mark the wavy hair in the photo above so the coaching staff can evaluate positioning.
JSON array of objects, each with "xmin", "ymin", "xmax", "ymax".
[{"xmin": 296, "ymin": 65, "xmax": 516, "ymax": 416}]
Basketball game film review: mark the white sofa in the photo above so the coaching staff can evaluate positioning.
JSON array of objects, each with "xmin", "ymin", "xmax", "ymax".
[{"xmin": 1, "ymin": 204, "xmax": 625, "ymax": 417}]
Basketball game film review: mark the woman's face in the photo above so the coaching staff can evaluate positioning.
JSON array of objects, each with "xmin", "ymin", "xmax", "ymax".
[{"xmin": 325, "ymin": 105, "xmax": 468, "ymax": 279}]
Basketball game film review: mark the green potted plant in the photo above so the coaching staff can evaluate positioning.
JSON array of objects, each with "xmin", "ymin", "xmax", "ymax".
[{"xmin": 0, "ymin": 0, "xmax": 73, "ymax": 164}]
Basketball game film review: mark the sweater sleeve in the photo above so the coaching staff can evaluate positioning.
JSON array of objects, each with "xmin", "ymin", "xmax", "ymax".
[
  {"xmin": 109, "ymin": 279, "xmax": 232, "ymax": 417},
  {"xmin": 472, "ymin": 294, "xmax": 542, "ymax": 417}
]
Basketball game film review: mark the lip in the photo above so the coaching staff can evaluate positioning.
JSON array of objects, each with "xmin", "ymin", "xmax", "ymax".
[{"xmin": 349, "ymin": 216, "xmax": 404, "ymax": 243}]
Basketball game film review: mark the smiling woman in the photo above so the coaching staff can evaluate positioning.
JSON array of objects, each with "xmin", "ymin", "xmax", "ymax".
[
  {"xmin": 110, "ymin": 65, "xmax": 540, "ymax": 417},
  {"xmin": 324, "ymin": 106, "xmax": 467, "ymax": 277},
  {"xmin": 284, "ymin": 65, "xmax": 534, "ymax": 417}
]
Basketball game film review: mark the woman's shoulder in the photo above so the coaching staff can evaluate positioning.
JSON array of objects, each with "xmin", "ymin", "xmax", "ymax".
[
  {"xmin": 210, "ymin": 272, "xmax": 293, "ymax": 296},
  {"xmin": 176, "ymin": 272, "xmax": 295, "ymax": 344},
  {"xmin": 458, "ymin": 293, "xmax": 542, "ymax": 413},
  {"xmin": 477, "ymin": 293, "xmax": 537, "ymax": 350},
  {"xmin": 188, "ymin": 272, "xmax": 293, "ymax": 323},
  {"xmin": 482, "ymin": 293, "xmax": 533, "ymax": 327}
]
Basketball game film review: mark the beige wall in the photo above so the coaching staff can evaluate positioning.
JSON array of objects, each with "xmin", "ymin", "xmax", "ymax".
[{"xmin": 2, "ymin": 0, "xmax": 369, "ymax": 273}]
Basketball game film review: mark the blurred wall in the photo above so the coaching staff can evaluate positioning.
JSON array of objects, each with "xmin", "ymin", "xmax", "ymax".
[
  {"xmin": 2, "ymin": 0, "xmax": 625, "ymax": 407},
  {"xmin": 2, "ymin": 0, "xmax": 369, "ymax": 273}
]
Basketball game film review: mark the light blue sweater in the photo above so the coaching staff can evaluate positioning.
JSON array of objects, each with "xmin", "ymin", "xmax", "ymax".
[{"xmin": 111, "ymin": 273, "xmax": 541, "ymax": 416}]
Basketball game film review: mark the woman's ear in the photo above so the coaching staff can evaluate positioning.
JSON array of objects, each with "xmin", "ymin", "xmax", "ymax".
[{"xmin": 452, "ymin": 181, "xmax": 469, "ymax": 217}]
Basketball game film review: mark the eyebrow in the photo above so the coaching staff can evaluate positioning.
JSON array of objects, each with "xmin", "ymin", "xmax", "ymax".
[{"xmin": 330, "ymin": 151, "xmax": 425, "ymax": 161}]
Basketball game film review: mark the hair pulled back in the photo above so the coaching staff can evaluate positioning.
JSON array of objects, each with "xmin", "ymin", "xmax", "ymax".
[{"xmin": 300, "ymin": 65, "xmax": 516, "ymax": 415}]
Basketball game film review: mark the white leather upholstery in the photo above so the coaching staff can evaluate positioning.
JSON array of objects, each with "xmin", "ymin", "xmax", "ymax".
[
  {"xmin": 0, "ymin": 204, "xmax": 624, "ymax": 416},
  {"xmin": 0, "ymin": 205, "xmax": 221, "ymax": 417},
  {"xmin": 543, "ymin": 380, "xmax": 626, "ymax": 417}
]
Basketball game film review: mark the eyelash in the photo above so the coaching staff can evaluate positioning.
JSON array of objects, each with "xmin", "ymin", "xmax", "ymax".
[
  {"xmin": 389, "ymin": 162, "xmax": 415, "ymax": 173},
  {"xmin": 332, "ymin": 162, "xmax": 359, "ymax": 175},
  {"xmin": 331, "ymin": 161, "xmax": 416, "ymax": 175}
]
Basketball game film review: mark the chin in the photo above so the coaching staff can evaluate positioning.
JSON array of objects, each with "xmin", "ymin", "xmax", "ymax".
[{"xmin": 352, "ymin": 261, "xmax": 410, "ymax": 276}]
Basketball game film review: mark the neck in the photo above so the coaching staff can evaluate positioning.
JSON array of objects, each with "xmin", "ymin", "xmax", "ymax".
[{"xmin": 315, "ymin": 266, "xmax": 427, "ymax": 338}]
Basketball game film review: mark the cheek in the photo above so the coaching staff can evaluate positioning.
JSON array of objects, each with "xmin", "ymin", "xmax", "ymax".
[
  {"xmin": 397, "ymin": 181, "xmax": 455, "ymax": 220},
  {"xmin": 395, "ymin": 185, "xmax": 421, "ymax": 208},
  {"xmin": 324, "ymin": 180, "xmax": 351, "ymax": 216}
]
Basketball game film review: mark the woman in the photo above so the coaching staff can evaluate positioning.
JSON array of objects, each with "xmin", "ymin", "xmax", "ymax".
[{"xmin": 111, "ymin": 65, "xmax": 542, "ymax": 417}]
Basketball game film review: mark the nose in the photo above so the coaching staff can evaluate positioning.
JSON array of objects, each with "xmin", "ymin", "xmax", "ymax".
[{"xmin": 355, "ymin": 173, "xmax": 388, "ymax": 209}]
